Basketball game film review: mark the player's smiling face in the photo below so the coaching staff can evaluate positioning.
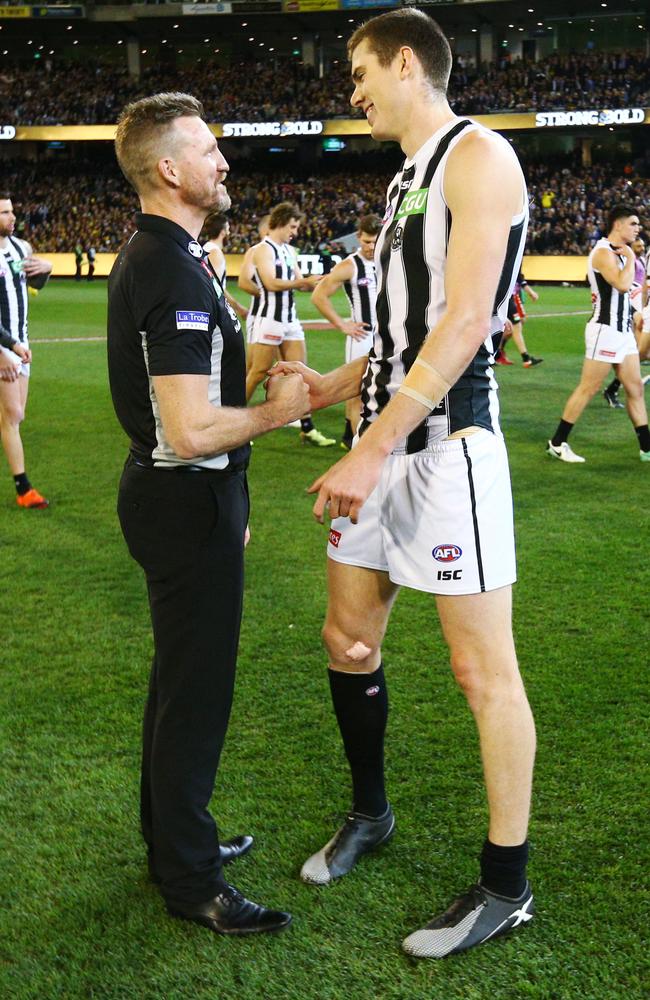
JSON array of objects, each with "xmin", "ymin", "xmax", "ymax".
[
  {"xmin": 0, "ymin": 199, "xmax": 16, "ymax": 238},
  {"xmin": 277, "ymin": 218, "xmax": 300, "ymax": 244},
  {"xmin": 350, "ymin": 40, "xmax": 401, "ymax": 142}
]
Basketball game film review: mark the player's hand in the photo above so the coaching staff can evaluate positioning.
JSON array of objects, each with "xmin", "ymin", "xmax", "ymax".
[
  {"xmin": 0, "ymin": 352, "xmax": 20, "ymax": 382},
  {"xmin": 244, "ymin": 524, "xmax": 251, "ymax": 547},
  {"xmin": 340, "ymin": 319, "xmax": 370, "ymax": 341},
  {"xmin": 12, "ymin": 342, "xmax": 31, "ymax": 363},
  {"xmin": 307, "ymin": 445, "xmax": 385, "ymax": 525},
  {"xmin": 297, "ymin": 275, "xmax": 321, "ymax": 291},
  {"xmin": 265, "ymin": 371, "xmax": 309, "ymax": 425},
  {"xmin": 267, "ymin": 361, "xmax": 328, "ymax": 410},
  {"xmin": 502, "ymin": 318, "xmax": 513, "ymax": 336},
  {"xmin": 22, "ymin": 256, "xmax": 52, "ymax": 276}
]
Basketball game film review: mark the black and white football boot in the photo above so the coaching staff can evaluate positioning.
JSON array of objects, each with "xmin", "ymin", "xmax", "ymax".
[
  {"xmin": 300, "ymin": 805, "xmax": 395, "ymax": 885},
  {"xmin": 402, "ymin": 882, "xmax": 534, "ymax": 958}
]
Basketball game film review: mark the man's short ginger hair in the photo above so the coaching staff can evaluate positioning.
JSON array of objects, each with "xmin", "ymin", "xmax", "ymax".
[
  {"xmin": 348, "ymin": 9, "xmax": 452, "ymax": 95},
  {"xmin": 115, "ymin": 92, "xmax": 204, "ymax": 195}
]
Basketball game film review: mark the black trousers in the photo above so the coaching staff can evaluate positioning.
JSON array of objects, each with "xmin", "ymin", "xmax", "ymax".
[{"xmin": 117, "ymin": 458, "xmax": 249, "ymax": 903}]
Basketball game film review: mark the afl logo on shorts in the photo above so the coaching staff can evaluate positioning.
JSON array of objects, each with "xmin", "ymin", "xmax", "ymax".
[
  {"xmin": 329, "ymin": 528, "xmax": 342, "ymax": 548},
  {"xmin": 432, "ymin": 544, "xmax": 462, "ymax": 563}
]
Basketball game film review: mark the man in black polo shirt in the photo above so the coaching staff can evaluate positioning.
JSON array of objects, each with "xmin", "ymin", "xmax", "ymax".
[{"xmin": 107, "ymin": 92, "xmax": 309, "ymax": 936}]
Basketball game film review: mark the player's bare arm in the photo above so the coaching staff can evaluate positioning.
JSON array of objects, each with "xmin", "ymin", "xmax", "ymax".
[
  {"xmin": 312, "ymin": 259, "xmax": 369, "ymax": 339},
  {"xmin": 153, "ymin": 371, "xmax": 309, "ymax": 459},
  {"xmin": 253, "ymin": 242, "xmax": 314, "ymax": 293},
  {"xmin": 237, "ymin": 247, "xmax": 260, "ymax": 296},
  {"xmin": 308, "ymin": 131, "xmax": 525, "ymax": 523},
  {"xmin": 592, "ymin": 245, "xmax": 634, "ymax": 292}
]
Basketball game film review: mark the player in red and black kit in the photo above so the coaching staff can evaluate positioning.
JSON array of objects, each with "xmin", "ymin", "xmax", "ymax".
[{"xmin": 494, "ymin": 272, "xmax": 543, "ymax": 368}]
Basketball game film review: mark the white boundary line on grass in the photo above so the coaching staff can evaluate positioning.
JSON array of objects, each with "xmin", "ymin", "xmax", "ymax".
[{"xmin": 31, "ymin": 310, "xmax": 591, "ymax": 344}]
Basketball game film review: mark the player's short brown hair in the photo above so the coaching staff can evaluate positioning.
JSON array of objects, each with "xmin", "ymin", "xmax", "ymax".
[
  {"xmin": 115, "ymin": 92, "xmax": 204, "ymax": 194},
  {"xmin": 348, "ymin": 9, "xmax": 452, "ymax": 95},
  {"xmin": 358, "ymin": 214, "xmax": 382, "ymax": 237},
  {"xmin": 204, "ymin": 212, "xmax": 229, "ymax": 241},
  {"xmin": 269, "ymin": 202, "xmax": 303, "ymax": 229}
]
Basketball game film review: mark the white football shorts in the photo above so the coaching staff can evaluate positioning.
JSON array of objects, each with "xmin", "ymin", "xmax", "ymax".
[
  {"xmin": 250, "ymin": 317, "xmax": 304, "ymax": 346},
  {"xmin": 642, "ymin": 304, "xmax": 650, "ymax": 335},
  {"xmin": 326, "ymin": 429, "xmax": 516, "ymax": 596},
  {"xmin": 584, "ymin": 319, "xmax": 638, "ymax": 364},
  {"xmin": 0, "ymin": 341, "xmax": 30, "ymax": 378},
  {"xmin": 345, "ymin": 326, "xmax": 374, "ymax": 364}
]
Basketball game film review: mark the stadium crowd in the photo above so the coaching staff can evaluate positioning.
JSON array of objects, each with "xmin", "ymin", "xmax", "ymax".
[
  {"xmin": 2, "ymin": 49, "xmax": 649, "ymax": 125},
  {"xmin": 7, "ymin": 156, "xmax": 649, "ymax": 257}
]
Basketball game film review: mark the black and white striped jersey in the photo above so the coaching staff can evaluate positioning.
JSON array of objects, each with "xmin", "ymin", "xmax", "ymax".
[
  {"xmin": 0, "ymin": 236, "xmax": 30, "ymax": 343},
  {"xmin": 343, "ymin": 253, "xmax": 377, "ymax": 331},
  {"xmin": 588, "ymin": 238, "xmax": 632, "ymax": 332},
  {"xmin": 246, "ymin": 247, "xmax": 264, "ymax": 324},
  {"xmin": 257, "ymin": 237, "xmax": 297, "ymax": 325},
  {"xmin": 358, "ymin": 117, "xmax": 528, "ymax": 452}
]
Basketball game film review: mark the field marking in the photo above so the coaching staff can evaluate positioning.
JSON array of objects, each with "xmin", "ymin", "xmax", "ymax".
[{"xmin": 31, "ymin": 309, "xmax": 591, "ymax": 343}]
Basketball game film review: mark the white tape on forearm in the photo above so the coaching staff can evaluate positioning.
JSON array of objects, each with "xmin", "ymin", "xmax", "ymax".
[{"xmin": 398, "ymin": 384, "xmax": 437, "ymax": 411}]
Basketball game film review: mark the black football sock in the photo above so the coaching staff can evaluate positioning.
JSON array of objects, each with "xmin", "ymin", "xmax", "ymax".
[
  {"xmin": 300, "ymin": 415, "xmax": 314, "ymax": 433},
  {"xmin": 521, "ymin": 352, "xmax": 530, "ymax": 363},
  {"xmin": 635, "ymin": 424, "xmax": 650, "ymax": 452},
  {"xmin": 606, "ymin": 378, "xmax": 621, "ymax": 395},
  {"xmin": 328, "ymin": 663, "xmax": 388, "ymax": 817},
  {"xmin": 551, "ymin": 420, "xmax": 573, "ymax": 447},
  {"xmin": 13, "ymin": 472, "xmax": 30, "ymax": 496},
  {"xmin": 480, "ymin": 838, "xmax": 529, "ymax": 899}
]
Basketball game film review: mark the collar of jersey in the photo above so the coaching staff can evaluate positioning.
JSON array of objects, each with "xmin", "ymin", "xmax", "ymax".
[
  {"xmin": 135, "ymin": 213, "xmax": 203, "ymax": 256},
  {"xmin": 402, "ymin": 116, "xmax": 469, "ymax": 170}
]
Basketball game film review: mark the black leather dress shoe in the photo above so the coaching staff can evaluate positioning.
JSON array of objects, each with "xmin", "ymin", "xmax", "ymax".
[
  {"xmin": 166, "ymin": 883, "xmax": 292, "ymax": 936},
  {"xmin": 148, "ymin": 835, "xmax": 253, "ymax": 884},
  {"xmin": 219, "ymin": 834, "xmax": 254, "ymax": 865}
]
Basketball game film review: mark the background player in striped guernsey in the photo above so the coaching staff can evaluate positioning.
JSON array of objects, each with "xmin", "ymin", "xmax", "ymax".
[
  {"xmin": 273, "ymin": 8, "xmax": 536, "ymax": 958},
  {"xmin": 246, "ymin": 202, "xmax": 334, "ymax": 447},
  {"xmin": 0, "ymin": 194, "xmax": 52, "ymax": 509},
  {"xmin": 311, "ymin": 214, "xmax": 381, "ymax": 449},
  {"xmin": 202, "ymin": 212, "xmax": 248, "ymax": 324},
  {"xmin": 548, "ymin": 205, "xmax": 650, "ymax": 463},
  {"xmin": 603, "ymin": 236, "xmax": 647, "ymax": 408}
]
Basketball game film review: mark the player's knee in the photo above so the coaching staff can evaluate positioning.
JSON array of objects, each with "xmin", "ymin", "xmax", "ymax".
[
  {"xmin": 322, "ymin": 620, "xmax": 377, "ymax": 670},
  {"xmin": 1, "ymin": 402, "xmax": 25, "ymax": 425},
  {"xmin": 450, "ymin": 649, "xmax": 523, "ymax": 710}
]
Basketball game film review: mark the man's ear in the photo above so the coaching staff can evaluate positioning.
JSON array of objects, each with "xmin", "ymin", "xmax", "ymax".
[
  {"xmin": 398, "ymin": 45, "xmax": 415, "ymax": 78},
  {"xmin": 157, "ymin": 157, "xmax": 181, "ymax": 189}
]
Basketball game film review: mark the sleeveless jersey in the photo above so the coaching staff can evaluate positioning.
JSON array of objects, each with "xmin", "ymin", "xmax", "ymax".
[
  {"xmin": 630, "ymin": 254, "xmax": 646, "ymax": 311},
  {"xmin": 588, "ymin": 238, "xmax": 632, "ymax": 332},
  {"xmin": 0, "ymin": 236, "xmax": 29, "ymax": 342},
  {"xmin": 203, "ymin": 240, "xmax": 227, "ymax": 285},
  {"xmin": 343, "ymin": 252, "xmax": 377, "ymax": 331},
  {"xmin": 257, "ymin": 237, "xmax": 297, "ymax": 325},
  {"xmin": 359, "ymin": 118, "xmax": 528, "ymax": 452}
]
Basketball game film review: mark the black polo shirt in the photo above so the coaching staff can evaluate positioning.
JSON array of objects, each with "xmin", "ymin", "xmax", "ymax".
[{"xmin": 107, "ymin": 212, "xmax": 250, "ymax": 470}]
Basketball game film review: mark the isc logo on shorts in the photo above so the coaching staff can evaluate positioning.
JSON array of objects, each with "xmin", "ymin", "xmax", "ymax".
[
  {"xmin": 329, "ymin": 528, "xmax": 342, "ymax": 548},
  {"xmin": 432, "ymin": 544, "xmax": 462, "ymax": 562}
]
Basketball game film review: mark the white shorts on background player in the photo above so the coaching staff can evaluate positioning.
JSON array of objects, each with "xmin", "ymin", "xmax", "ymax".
[
  {"xmin": 642, "ymin": 305, "xmax": 650, "ymax": 335},
  {"xmin": 0, "ymin": 342, "xmax": 30, "ymax": 378},
  {"xmin": 249, "ymin": 317, "xmax": 304, "ymax": 346},
  {"xmin": 585, "ymin": 320, "xmax": 638, "ymax": 364},
  {"xmin": 327, "ymin": 429, "xmax": 516, "ymax": 596},
  {"xmin": 345, "ymin": 327, "xmax": 374, "ymax": 363}
]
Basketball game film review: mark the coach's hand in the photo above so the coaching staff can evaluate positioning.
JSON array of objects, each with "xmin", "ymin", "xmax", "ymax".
[
  {"xmin": 268, "ymin": 361, "xmax": 328, "ymax": 409},
  {"xmin": 265, "ymin": 371, "xmax": 310, "ymax": 425},
  {"xmin": 308, "ymin": 444, "xmax": 384, "ymax": 525}
]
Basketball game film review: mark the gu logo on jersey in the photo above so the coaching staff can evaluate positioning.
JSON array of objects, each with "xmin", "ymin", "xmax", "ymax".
[
  {"xmin": 391, "ymin": 225, "xmax": 403, "ymax": 252},
  {"xmin": 432, "ymin": 544, "xmax": 462, "ymax": 563},
  {"xmin": 365, "ymin": 685, "xmax": 380, "ymax": 697},
  {"xmin": 187, "ymin": 240, "xmax": 204, "ymax": 259},
  {"xmin": 396, "ymin": 187, "xmax": 429, "ymax": 221},
  {"xmin": 329, "ymin": 528, "xmax": 342, "ymax": 548},
  {"xmin": 176, "ymin": 310, "xmax": 210, "ymax": 332},
  {"xmin": 9, "ymin": 259, "xmax": 24, "ymax": 277}
]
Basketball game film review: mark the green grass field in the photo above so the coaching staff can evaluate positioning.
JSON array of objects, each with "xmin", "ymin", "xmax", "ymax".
[{"xmin": 1, "ymin": 281, "xmax": 647, "ymax": 999}]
